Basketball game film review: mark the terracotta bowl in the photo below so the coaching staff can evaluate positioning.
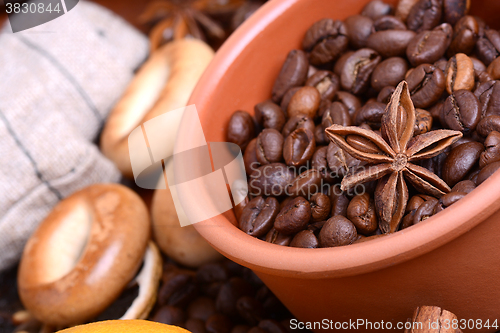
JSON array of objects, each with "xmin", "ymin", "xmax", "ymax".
[{"xmin": 188, "ymin": 0, "xmax": 500, "ymax": 330}]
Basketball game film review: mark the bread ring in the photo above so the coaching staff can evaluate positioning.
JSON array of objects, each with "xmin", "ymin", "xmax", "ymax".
[
  {"xmin": 101, "ymin": 39, "xmax": 214, "ymax": 178},
  {"xmin": 152, "ymin": 159, "xmax": 223, "ymax": 267},
  {"xmin": 18, "ymin": 184, "xmax": 150, "ymax": 327}
]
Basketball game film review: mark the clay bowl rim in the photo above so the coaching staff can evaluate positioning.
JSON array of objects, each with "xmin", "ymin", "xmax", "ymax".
[{"xmin": 188, "ymin": 0, "xmax": 500, "ymax": 279}]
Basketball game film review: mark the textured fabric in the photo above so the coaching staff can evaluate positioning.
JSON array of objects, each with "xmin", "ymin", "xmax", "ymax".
[{"xmin": 0, "ymin": 1, "xmax": 149, "ymax": 271}]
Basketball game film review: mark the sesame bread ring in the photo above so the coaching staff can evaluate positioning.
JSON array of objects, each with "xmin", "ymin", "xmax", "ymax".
[
  {"xmin": 18, "ymin": 184, "xmax": 150, "ymax": 327},
  {"xmin": 101, "ymin": 39, "xmax": 214, "ymax": 178}
]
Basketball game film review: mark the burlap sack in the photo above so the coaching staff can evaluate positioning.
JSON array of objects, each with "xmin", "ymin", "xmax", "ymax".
[{"xmin": 0, "ymin": 1, "xmax": 148, "ymax": 271}]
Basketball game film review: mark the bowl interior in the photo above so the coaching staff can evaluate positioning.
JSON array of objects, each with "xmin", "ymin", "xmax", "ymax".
[{"xmin": 188, "ymin": 0, "xmax": 500, "ymax": 278}]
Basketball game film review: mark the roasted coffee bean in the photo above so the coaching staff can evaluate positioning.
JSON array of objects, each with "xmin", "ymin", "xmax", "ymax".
[
  {"xmin": 196, "ymin": 263, "xmax": 229, "ymax": 285},
  {"xmin": 344, "ymin": 15, "xmax": 374, "ymax": 49},
  {"xmin": 274, "ymin": 196, "xmax": 311, "ymax": 235},
  {"xmin": 280, "ymin": 87, "xmax": 301, "ymax": 112},
  {"xmin": 429, "ymin": 102, "xmax": 445, "ymax": 125},
  {"xmin": 336, "ymin": 91, "xmax": 362, "ymax": 118},
  {"xmin": 442, "ymin": 90, "xmax": 480, "ymax": 134},
  {"xmin": 406, "ymin": 64, "xmax": 446, "ymax": 108},
  {"xmin": 302, "ymin": 19, "xmax": 349, "ymax": 65},
  {"xmin": 159, "ymin": 272, "xmax": 198, "ymax": 308},
  {"xmin": 407, "ymin": 24, "xmax": 453, "ymax": 66},
  {"xmin": 406, "ymin": 0, "xmax": 442, "ymax": 33},
  {"xmin": 307, "ymin": 220, "xmax": 326, "ymax": 232},
  {"xmin": 258, "ymin": 319, "xmax": 288, "ymax": 333},
  {"xmin": 232, "ymin": 326, "xmax": 251, "ymax": 333},
  {"xmin": 237, "ymin": 296, "xmax": 265, "ymax": 326},
  {"xmin": 289, "ymin": 230, "xmax": 319, "ymax": 248},
  {"xmin": 471, "ymin": 57, "xmax": 486, "ymax": 76},
  {"xmin": 442, "ymin": 141, "xmax": 484, "ymax": 187},
  {"xmin": 451, "ymin": 179, "xmax": 476, "ymax": 193},
  {"xmin": 249, "ymin": 163, "xmax": 295, "ymax": 197},
  {"xmin": 377, "ymin": 86, "xmax": 396, "ymax": 103},
  {"xmin": 445, "ymin": 53, "xmax": 475, "ymax": 93},
  {"xmin": 255, "ymin": 129, "xmax": 284, "ymax": 165},
  {"xmin": 353, "ymin": 101, "xmax": 386, "ymax": 126},
  {"xmin": 244, "ymin": 138, "xmax": 259, "ymax": 176},
  {"xmin": 371, "ymin": 57, "xmax": 409, "ymax": 91},
  {"xmin": 239, "ymin": 196, "xmax": 279, "ymax": 238},
  {"xmin": 227, "ymin": 111, "xmax": 256, "ymax": 151},
  {"xmin": 287, "ymin": 86, "xmax": 321, "ymax": 119},
  {"xmin": 420, "ymin": 150, "xmax": 449, "ymax": 179},
  {"xmin": 480, "ymin": 131, "xmax": 500, "ymax": 168},
  {"xmin": 451, "ymin": 137, "xmax": 476, "ymax": 149},
  {"xmin": 186, "ymin": 318, "xmax": 207, "ymax": 333},
  {"xmin": 373, "ymin": 15, "xmax": 406, "ymax": 31},
  {"xmin": 327, "ymin": 142, "xmax": 364, "ymax": 177},
  {"xmin": 347, "ymin": 192, "xmax": 378, "ymax": 235},
  {"xmin": 314, "ymin": 125, "xmax": 327, "ymax": 145},
  {"xmin": 341, "ymin": 48, "xmax": 381, "ymax": 95},
  {"xmin": 395, "ymin": 0, "xmax": 420, "ymax": 22},
  {"xmin": 475, "ymin": 29, "xmax": 500, "ymax": 66},
  {"xmin": 477, "ymin": 116, "xmax": 500, "ymax": 138},
  {"xmin": 400, "ymin": 211, "xmax": 416, "ymax": 229},
  {"xmin": 286, "ymin": 169, "xmax": 322, "ymax": 198},
  {"xmin": 322, "ymin": 101, "xmax": 351, "ymax": 128},
  {"xmin": 216, "ymin": 277, "xmax": 253, "ymax": 317},
  {"xmin": 407, "ymin": 195, "xmax": 427, "ymax": 212},
  {"xmin": 311, "ymin": 146, "xmax": 335, "ymax": 182},
  {"xmin": 475, "ymin": 81, "xmax": 500, "ymax": 118},
  {"xmin": 447, "ymin": 16, "xmax": 479, "ymax": 56},
  {"xmin": 477, "ymin": 161, "xmax": 500, "ymax": 185},
  {"xmin": 153, "ymin": 306, "xmax": 186, "ymax": 326},
  {"xmin": 362, "ymin": 0, "xmax": 393, "ymax": 20},
  {"xmin": 434, "ymin": 191, "xmax": 467, "ymax": 213},
  {"xmin": 206, "ymin": 314, "xmax": 233, "ymax": 333},
  {"xmin": 305, "ymin": 70, "xmax": 339, "ymax": 101},
  {"xmin": 434, "ymin": 58, "xmax": 448, "ymax": 72},
  {"xmin": 281, "ymin": 115, "xmax": 315, "ymax": 138},
  {"xmin": 333, "ymin": 51, "xmax": 354, "ymax": 77},
  {"xmin": 366, "ymin": 30, "xmax": 416, "ymax": 58},
  {"xmin": 254, "ymin": 101, "xmax": 286, "ymax": 131},
  {"xmin": 487, "ymin": 57, "xmax": 500, "ymax": 80},
  {"xmin": 413, "ymin": 197, "xmax": 438, "ymax": 224},
  {"xmin": 265, "ymin": 228, "xmax": 292, "ymax": 246},
  {"xmin": 283, "ymin": 128, "xmax": 316, "ymax": 167},
  {"xmin": 310, "ymin": 193, "xmax": 331, "ymax": 222},
  {"xmin": 415, "ymin": 108, "xmax": 433, "ymax": 135},
  {"xmin": 318, "ymin": 216, "xmax": 358, "ymax": 247},
  {"xmin": 234, "ymin": 195, "xmax": 250, "ymax": 222},
  {"xmin": 443, "ymin": 0, "xmax": 469, "ymax": 26},
  {"xmin": 271, "ymin": 50, "xmax": 309, "ymax": 103},
  {"xmin": 188, "ymin": 297, "xmax": 217, "ymax": 322},
  {"xmin": 330, "ymin": 187, "xmax": 350, "ymax": 217}
]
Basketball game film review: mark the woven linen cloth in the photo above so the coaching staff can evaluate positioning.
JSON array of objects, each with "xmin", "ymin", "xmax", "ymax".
[{"xmin": 0, "ymin": 1, "xmax": 149, "ymax": 271}]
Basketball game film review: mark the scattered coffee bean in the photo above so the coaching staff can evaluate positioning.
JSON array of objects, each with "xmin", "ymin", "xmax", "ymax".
[
  {"xmin": 406, "ymin": 64, "xmax": 445, "ymax": 108},
  {"xmin": 286, "ymin": 169, "xmax": 322, "ymax": 198},
  {"xmin": 414, "ymin": 108, "xmax": 433, "ymax": 135},
  {"xmin": 477, "ymin": 115, "xmax": 500, "ymax": 137},
  {"xmin": 281, "ymin": 115, "xmax": 315, "ymax": 138},
  {"xmin": 310, "ymin": 193, "xmax": 331, "ymax": 222},
  {"xmin": 477, "ymin": 161, "xmax": 500, "ymax": 184},
  {"xmin": 451, "ymin": 179, "xmax": 476, "ymax": 193},
  {"xmin": 244, "ymin": 138, "xmax": 259, "ymax": 175},
  {"xmin": 371, "ymin": 57, "xmax": 409, "ymax": 91},
  {"xmin": 265, "ymin": 228, "xmax": 292, "ymax": 246},
  {"xmin": 341, "ymin": 48, "xmax": 382, "ymax": 95},
  {"xmin": 280, "ymin": 87, "xmax": 301, "ymax": 112},
  {"xmin": 362, "ymin": 0, "xmax": 393, "ymax": 20},
  {"xmin": 447, "ymin": 16, "xmax": 479, "ymax": 56},
  {"xmin": 480, "ymin": 131, "xmax": 500, "ymax": 168},
  {"xmin": 373, "ymin": 15, "xmax": 406, "ymax": 31},
  {"xmin": 475, "ymin": 29, "xmax": 500, "ymax": 66},
  {"xmin": 443, "ymin": 0, "xmax": 470, "ymax": 26},
  {"xmin": 434, "ymin": 191, "xmax": 467, "ymax": 213},
  {"xmin": 407, "ymin": 0, "xmax": 442, "ymax": 32},
  {"xmin": 353, "ymin": 101, "xmax": 387, "ymax": 126},
  {"xmin": 336, "ymin": 91, "xmax": 362, "ymax": 118},
  {"xmin": 345, "ymin": 15, "xmax": 374, "ymax": 49},
  {"xmin": 305, "ymin": 70, "xmax": 340, "ymax": 101},
  {"xmin": 366, "ymin": 29, "xmax": 416, "ymax": 58},
  {"xmin": 395, "ymin": 0, "xmax": 420, "ymax": 22},
  {"xmin": 413, "ymin": 197, "xmax": 439, "ymax": 224},
  {"xmin": 249, "ymin": 163, "xmax": 295, "ymax": 197},
  {"xmin": 322, "ymin": 101, "xmax": 351, "ymax": 128}
]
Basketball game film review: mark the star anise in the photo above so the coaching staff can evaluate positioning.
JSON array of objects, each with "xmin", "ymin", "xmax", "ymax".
[
  {"xmin": 325, "ymin": 81, "xmax": 463, "ymax": 233},
  {"xmin": 139, "ymin": 0, "xmax": 247, "ymax": 52}
]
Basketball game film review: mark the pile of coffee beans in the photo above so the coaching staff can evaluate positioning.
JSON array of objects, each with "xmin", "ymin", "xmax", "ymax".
[
  {"xmin": 227, "ymin": 0, "xmax": 500, "ymax": 247},
  {"xmin": 148, "ymin": 259, "xmax": 301, "ymax": 333}
]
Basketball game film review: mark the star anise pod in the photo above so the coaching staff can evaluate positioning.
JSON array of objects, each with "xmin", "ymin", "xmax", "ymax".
[
  {"xmin": 139, "ymin": 0, "xmax": 247, "ymax": 52},
  {"xmin": 325, "ymin": 81, "xmax": 462, "ymax": 233}
]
